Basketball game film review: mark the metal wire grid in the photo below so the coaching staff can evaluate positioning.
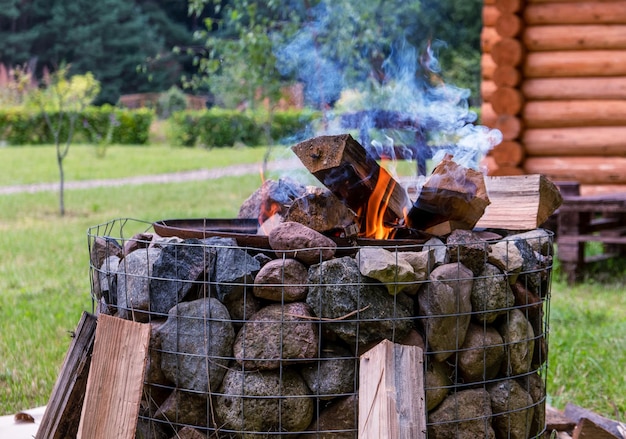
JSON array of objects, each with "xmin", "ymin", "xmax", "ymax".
[{"xmin": 87, "ymin": 218, "xmax": 553, "ymax": 438}]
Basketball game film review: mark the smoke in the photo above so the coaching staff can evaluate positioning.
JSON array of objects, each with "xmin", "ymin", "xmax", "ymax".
[{"xmin": 272, "ymin": 0, "xmax": 501, "ymax": 176}]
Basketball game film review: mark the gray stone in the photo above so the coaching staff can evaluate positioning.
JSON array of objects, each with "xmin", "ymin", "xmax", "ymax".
[
  {"xmin": 458, "ymin": 323, "xmax": 504, "ymax": 384},
  {"xmin": 446, "ymin": 229, "xmax": 490, "ymax": 276},
  {"xmin": 488, "ymin": 240, "xmax": 523, "ymax": 284},
  {"xmin": 304, "ymin": 395, "xmax": 357, "ymax": 438},
  {"xmin": 168, "ymin": 427, "xmax": 207, "ymax": 439},
  {"xmin": 214, "ymin": 240, "xmax": 260, "ymax": 303},
  {"xmin": 149, "ymin": 239, "xmax": 214, "ymax": 316},
  {"xmin": 145, "ymin": 320, "xmax": 170, "ymax": 388},
  {"xmin": 123, "ymin": 232, "xmax": 153, "ymax": 255},
  {"xmin": 425, "ymin": 361, "xmax": 452, "ymax": 411},
  {"xmin": 356, "ymin": 247, "xmax": 419, "ymax": 295},
  {"xmin": 215, "ymin": 368, "xmax": 313, "ymax": 437},
  {"xmin": 160, "ymin": 298, "xmax": 234, "ymax": 393},
  {"xmin": 517, "ymin": 372, "xmax": 546, "ymax": 438},
  {"xmin": 427, "ymin": 389, "xmax": 495, "ymax": 439},
  {"xmin": 300, "ymin": 344, "xmax": 355, "ymax": 400},
  {"xmin": 116, "ymin": 247, "xmax": 161, "ymax": 322},
  {"xmin": 253, "ymin": 258, "xmax": 308, "ymax": 302},
  {"xmin": 398, "ymin": 248, "xmax": 435, "ymax": 281},
  {"xmin": 470, "ymin": 263, "xmax": 515, "ymax": 324},
  {"xmin": 512, "ymin": 238, "xmax": 551, "ymax": 294},
  {"xmin": 488, "ymin": 379, "xmax": 534, "ymax": 439},
  {"xmin": 96, "ymin": 255, "xmax": 120, "ymax": 304},
  {"xmin": 509, "ymin": 229, "xmax": 553, "ymax": 256},
  {"xmin": 268, "ymin": 221, "xmax": 336, "ymax": 265},
  {"xmin": 499, "ymin": 308, "xmax": 535, "ymax": 376},
  {"xmin": 424, "ymin": 237, "xmax": 449, "ymax": 267},
  {"xmin": 135, "ymin": 411, "xmax": 170, "ymax": 439},
  {"xmin": 90, "ymin": 236, "xmax": 123, "ymax": 269},
  {"xmin": 154, "ymin": 389, "xmax": 210, "ymax": 428},
  {"xmin": 233, "ymin": 302, "xmax": 318, "ymax": 370},
  {"xmin": 307, "ymin": 256, "xmax": 413, "ymax": 348},
  {"xmin": 417, "ymin": 263, "xmax": 473, "ymax": 362},
  {"xmin": 221, "ymin": 289, "xmax": 262, "ymax": 329}
]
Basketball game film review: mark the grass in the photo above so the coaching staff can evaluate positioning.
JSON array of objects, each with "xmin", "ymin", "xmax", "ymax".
[{"xmin": 0, "ymin": 144, "xmax": 625, "ymax": 423}]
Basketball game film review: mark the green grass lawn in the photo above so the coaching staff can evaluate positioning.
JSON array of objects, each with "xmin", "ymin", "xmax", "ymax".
[{"xmin": 0, "ymin": 144, "xmax": 624, "ymax": 423}]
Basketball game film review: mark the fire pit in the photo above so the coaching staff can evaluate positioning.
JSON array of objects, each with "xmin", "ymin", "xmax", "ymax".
[{"xmin": 87, "ymin": 134, "xmax": 557, "ymax": 438}]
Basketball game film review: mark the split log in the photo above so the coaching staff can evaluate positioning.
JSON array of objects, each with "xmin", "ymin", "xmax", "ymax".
[
  {"xmin": 407, "ymin": 155, "xmax": 490, "ymax": 233},
  {"xmin": 524, "ymin": 25, "xmax": 626, "ymax": 51},
  {"xmin": 494, "ymin": 114, "xmax": 523, "ymax": 140},
  {"xmin": 490, "ymin": 140, "xmax": 525, "ymax": 166},
  {"xmin": 285, "ymin": 186, "xmax": 357, "ymax": 234},
  {"xmin": 525, "ymin": 51, "xmax": 626, "ymax": 78},
  {"xmin": 523, "ymin": 127, "xmax": 626, "ymax": 156},
  {"xmin": 358, "ymin": 340, "xmax": 426, "ymax": 439},
  {"xmin": 482, "ymin": 54, "xmax": 497, "ymax": 79},
  {"xmin": 565, "ymin": 403, "xmax": 626, "ymax": 439},
  {"xmin": 495, "ymin": 0, "xmax": 524, "ymax": 14},
  {"xmin": 524, "ymin": 1, "xmax": 626, "ymax": 25},
  {"xmin": 490, "ymin": 87, "xmax": 524, "ymax": 115},
  {"xmin": 476, "ymin": 174, "xmax": 563, "ymax": 230},
  {"xmin": 522, "ymin": 77, "xmax": 626, "ymax": 100},
  {"xmin": 483, "ymin": 5, "xmax": 500, "ymax": 27},
  {"xmin": 481, "ymin": 80, "xmax": 497, "ymax": 102},
  {"xmin": 481, "ymin": 26, "xmax": 501, "ymax": 53},
  {"xmin": 496, "ymin": 13, "xmax": 524, "ymax": 38},
  {"xmin": 523, "ymin": 100, "xmax": 626, "ymax": 129},
  {"xmin": 572, "ymin": 418, "xmax": 621, "ymax": 439},
  {"xmin": 291, "ymin": 134, "xmax": 411, "ymax": 227},
  {"xmin": 491, "ymin": 38, "xmax": 525, "ymax": 67},
  {"xmin": 524, "ymin": 156, "xmax": 626, "ymax": 184},
  {"xmin": 494, "ymin": 65, "xmax": 522, "ymax": 87}
]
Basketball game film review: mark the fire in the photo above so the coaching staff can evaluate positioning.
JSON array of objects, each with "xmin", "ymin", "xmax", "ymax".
[{"xmin": 358, "ymin": 168, "xmax": 397, "ymax": 240}]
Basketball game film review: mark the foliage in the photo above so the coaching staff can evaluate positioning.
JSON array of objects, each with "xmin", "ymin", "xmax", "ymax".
[{"xmin": 156, "ymin": 86, "xmax": 189, "ymax": 119}]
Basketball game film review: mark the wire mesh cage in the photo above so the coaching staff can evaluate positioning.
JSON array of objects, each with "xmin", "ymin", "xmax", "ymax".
[{"xmin": 87, "ymin": 217, "xmax": 553, "ymax": 438}]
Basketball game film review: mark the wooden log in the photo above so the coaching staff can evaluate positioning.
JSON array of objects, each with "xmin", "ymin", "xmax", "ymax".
[
  {"xmin": 580, "ymin": 184, "xmax": 626, "ymax": 196},
  {"xmin": 490, "ymin": 140, "xmax": 525, "ymax": 166},
  {"xmin": 358, "ymin": 340, "xmax": 426, "ymax": 439},
  {"xmin": 496, "ymin": 13, "xmax": 524, "ymax": 38},
  {"xmin": 522, "ymin": 77, "xmax": 626, "ymax": 100},
  {"xmin": 476, "ymin": 174, "xmax": 563, "ymax": 230},
  {"xmin": 481, "ymin": 79, "xmax": 497, "ymax": 102},
  {"xmin": 573, "ymin": 418, "xmax": 621, "ymax": 439},
  {"xmin": 525, "ymin": 1, "xmax": 626, "ymax": 25},
  {"xmin": 490, "ymin": 87, "xmax": 524, "ymax": 115},
  {"xmin": 524, "ymin": 25, "xmax": 626, "ymax": 51},
  {"xmin": 291, "ymin": 134, "xmax": 411, "ymax": 228},
  {"xmin": 481, "ymin": 26, "xmax": 501, "ymax": 53},
  {"xmin": 525, "ymin": 50, "xmax": 626, "ymax": 78},
  {"xmin": 523, "ymin": 100, "xmax": 626, "ymax": 129},
  {"xmin": 487, "ymin": 165, "xmax": 525, "ymax": 176},
  {"xmin": 565, "ymin": 403, "xmax": 626, "ymax": 438},
  {"xmin": 407, "ymin": 155, "xmax": 491, "ymax": 232},
  {"xmin": 77, "ymin": 314, "xmax": 151, "ymax": 439},
  {"xmin": 523, "ymin": 127, "xmax": 626, "ymax": 156},
  {"xmin": 37, "ymin": 312, "xmax": 97, "ymax": 439},
  {"xmin": 494, "ymin": 65, "xmax": 521, "ymax": 87},
  {"xmin": 482, "ymin": 53, "xmax": 496, "ymax": 79},
  {"xmin": 495, "ymin": 114, "xmax": 523, "ymax": 140},
  {"xmin": 483, "ymin": 5, "xmax": 500, "ymax": 27},
  {"xmin": 524, "ymin": 156, "xmax": 626, "ymax": 184},
  {"xmin": 480, "ymin": 102, "xmax": 497, "ymax": 127},
  {"xmin": 496, "ymin": 0, "xmax": 524, "ymax": 14},
  {"xmin": 491, "ymin": 38, "xmax": 525, "ymax": 67}
]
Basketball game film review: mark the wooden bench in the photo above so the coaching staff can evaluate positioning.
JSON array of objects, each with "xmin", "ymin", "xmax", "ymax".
[{"xmin": 556, "ymin": 182, "xmax": 626, "ymax": 284}]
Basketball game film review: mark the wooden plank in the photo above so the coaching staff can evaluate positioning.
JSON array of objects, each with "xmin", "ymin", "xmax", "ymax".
[
  {"xmin": 358, "ymin": 339, "xmax": 426, "ymax": 439},
  {"xmin": 476, "ymin": 174, "xmax": 563, "ymax": 230},
  {"xmin": 36, "ymin": 312, "xmax": 97, "ymax": 439},
  {"xmin": 572, "ymin": 418, "xmax": 620, "ymax": 439},
  {"xmin": 77, "ymin": 314, "xmax": 151, "ymax": 439},
  {"xmin": 565, "ymin": 403, "xmax": 626, "ymax": 438}
]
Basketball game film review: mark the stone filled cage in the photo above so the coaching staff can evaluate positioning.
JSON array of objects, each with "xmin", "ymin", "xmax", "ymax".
[{"xmin": 88, "ymin": 217, "xmax": 553, "ymax": 438}]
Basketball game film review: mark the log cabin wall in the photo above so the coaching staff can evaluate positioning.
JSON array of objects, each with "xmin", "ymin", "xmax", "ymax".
[{"xmin": 481, "ymin": 0, "xmax": 626, "ymax": 195}]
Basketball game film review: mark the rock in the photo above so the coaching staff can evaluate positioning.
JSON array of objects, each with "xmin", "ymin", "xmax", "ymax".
[
  {"xmin": 499, "ymin": 308, "xmax": 535, "ymax": 375},
  {"xmin": 145, "ymin": 321, "xmax": 170, "ymax": 388},
  {"xmin": 285, "ymin": 186, "xmax": 357, "ymax": 233},
  {"xmin": 300, "ymin": 344, "xmax": 355, "ymax": 400},
  {"xmin": 303, "ymin": 395, "xmax": 357, "ymax": 438},
  {"xmin": 417, "ymin": 263, "xmax": 473, "ymax": 362},
  {"xmin": 488, "ymin": 379, "xmax": 534, "ymax": 439},
  {"xmin": 517, "ymin": 372, "xmax": 546, "ymax": 438},
  {"xmin": 510, "ymin": 282, "xmax": 546, "ymax": 368},
  {"xmin": 233, "ymin": 302, "xmax": 318, "ymax": 370},
  {"xmin": 215, "ymin": 368, "xmax": 313, "ymax": 437},
  {"xmin": 425, "ymin": 361, "xmax": 452, "ymax": 411},
  {"xmin": 427, "ymin": 389, "xmax": 495, "ymax": 439},
  {"xmin": 221, "ymin": 289, "xmax": 262, "ymax": 329},
  {"xmin": 90, "ymin": 236, "xmax": 123, "ymax": 269},
  {"xmin": 213, "ymin": 240, "xmax": 260, "ymax": 302},
  {"xmin": 169, "ymin": 427, "xmax": 207, "ymax": 439},
  {"xmin": 424, "ymin": 237, "xmax": 449, "ymax": 267},
  {"xmin": 95, "ymin": 255, "xmax": 119, "ymax": 304},
  {"xmin": 458, "ymin": 323, "xmax": 504, "ymax": 383},
  {"xmin": 307, "ymin": 256, "xmax": 413, "ymax": 348},
  {"xmin": 123, "ymin": 232, "xmax": 153, "ymax": 255},
  {"xmin": 154, "ymin": 389, "xmax": 210, "ymax": 428},
  {"xmin": 160, "ymin": 298, "xmax": 234, "ymax": 393},
  {"xmin": 512, "ymin": 238, "xmax": 550, "ymax": 294},
  {"xmin": 268, "ymin": 221, "xmax": 336, "ymax": 265},
  {"xmin": 488, "ymin": 240, "xmax": 523, "ymax": 284},
  {"xmin": 398, "ymin": 248, "xmax": 435, "ymax": 281},
  {"xmin": 253, "ymin": 258, "xmax": 308, "ymax": 302},
  {"xmin": 116, "ymin": 247, "xmax": 161, "ymax": 322},
  {"xmin": 470, "ymin": 263, "xmax": 515, "ymax": 324},
  {"xmin": 509, "ymin": 229, "xmax": 553, "ymax": 256},
  {"xmin": 149, "ymin": 239, "xmax": 214, "ymax": 316},
  {"xmin": 135, "ymin": 411, "xmax": 170, "ymax": 439},
  {"xmin": 446, "ymin": 229, "xmax": 490, "ymax": 276},
  {"xmin": 356, "ymin": 247, "xmax": 418, "ymax": 295}
]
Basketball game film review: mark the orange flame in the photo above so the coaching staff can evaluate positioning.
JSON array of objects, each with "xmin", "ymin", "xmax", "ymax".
[{"xmin": 358, "ymin": 169, "xmax": 396, "ymax": 240}]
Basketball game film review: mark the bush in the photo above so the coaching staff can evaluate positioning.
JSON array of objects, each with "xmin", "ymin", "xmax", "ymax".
[{"xmin": 156, "ymin": 87, "xmax": 188, "ymax": 119}]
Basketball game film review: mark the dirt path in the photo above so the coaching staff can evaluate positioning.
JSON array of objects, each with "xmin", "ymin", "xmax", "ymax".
[{"xmin": 0, "ymin": 158, "xmax": 302, "ymax": 195}]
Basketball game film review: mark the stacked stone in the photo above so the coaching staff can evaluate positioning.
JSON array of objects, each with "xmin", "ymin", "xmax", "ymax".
[{"xmin": 89, "ymin": 218, "xmax": 553, "ymax": 439}]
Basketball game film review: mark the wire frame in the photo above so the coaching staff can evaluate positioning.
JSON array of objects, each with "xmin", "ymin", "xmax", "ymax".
[{"xmin": 87, "ymin": 218, "xmax": 553, "ymax": 438}]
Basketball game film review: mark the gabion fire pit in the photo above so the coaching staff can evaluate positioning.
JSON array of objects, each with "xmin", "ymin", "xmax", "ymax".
[{"xmin": 88, "ymin": 217, "xmax": 552, "ymax": 439}]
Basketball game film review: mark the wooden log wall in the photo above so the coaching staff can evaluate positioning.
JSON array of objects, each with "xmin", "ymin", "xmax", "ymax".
[{"xmin": 481, "ymin": 0, "xmax": 626, "ymax": 195}]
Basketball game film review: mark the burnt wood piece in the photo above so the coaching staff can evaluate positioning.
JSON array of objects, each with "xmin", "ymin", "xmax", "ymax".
[
  {"xmin": 291, "ymin": 134, "xmax": 411, "ymax": 229},
  {"xmin": 37, "ymin": 312, "xmax": 97, "ymax": 439},
  {"xmin": 407, "ymin": 155, "xmax": 490, "ymax": 234}
]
